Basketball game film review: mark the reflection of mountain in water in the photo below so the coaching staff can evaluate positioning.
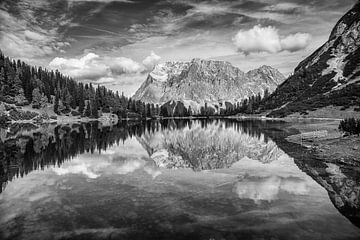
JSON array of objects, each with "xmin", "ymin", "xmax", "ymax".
[
  {"xmin": 295, "ymin": 158, "xmax": 360, "ymax": 228},
  {"xmin": 1, "ymin": 119, "xmax": 360, "ymax": 230},
  {"xmin": 271, "ymin": 134, "xmax": 360, "ymax": 228},
  {"xmin": 137, "ymin": 120, "xmax": 284, "ymax": 171}
]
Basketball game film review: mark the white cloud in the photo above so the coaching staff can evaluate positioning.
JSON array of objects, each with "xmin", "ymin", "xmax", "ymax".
[
  {"xmin": 233, "ymin": 25, "xmax": 311, "ymax": 54},
  {"xmin": 264, "ymin": 3, "xmax": 306, "ymax": 13},
  {"xmin": 233, "ymin": 25, "xmax": 282, "ymax": 54},
  {"xmin": 110, "ymin": 57, "xmax": 144, "ymax": 74},
  {"xmin": 24, "ymin": 30, "xmax": 47, "ymax": 41},
  {"xmin": 142, "ymin": 51, "xmax": 161, "ymax": 70},
  {"xmin": 280, "ymin": 33, "xmax": 312, "ymax": 52},
  {"xmin": 49, "ymin": 53, "xmax": 109, "ymax": 80},
  {"xmin": 49, "ymin": 53, "xmax": 145, "ymax": 82}
]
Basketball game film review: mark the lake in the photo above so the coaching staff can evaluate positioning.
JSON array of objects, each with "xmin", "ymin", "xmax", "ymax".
[{"xmin": 0, "ymin": 119, "xmax": 360, "ymax": 240}]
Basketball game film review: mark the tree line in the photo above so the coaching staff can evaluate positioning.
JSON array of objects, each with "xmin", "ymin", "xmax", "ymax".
[
  {"xmin": 158, "ymin": 89, "xmax": 270, "ymax": 117},
  {"xmin": 0, "ymin": 51, "xmax": 159, "ymax": 119}
]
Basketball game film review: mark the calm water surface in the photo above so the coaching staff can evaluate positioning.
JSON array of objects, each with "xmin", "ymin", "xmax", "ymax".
[{"xmin": 0, "ymin": 119, "xmax": 359, "ymax": 240}]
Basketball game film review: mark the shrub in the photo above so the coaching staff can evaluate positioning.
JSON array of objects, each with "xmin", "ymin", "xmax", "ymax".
[
  {"xmin": 61, "ymin": 108, "xmax": 71, "ymax": 114},
  {"xmin": 0, "ymin": 114, "xmax": 10, "ymax": 124},
  {"xmin": 71, "ymin": 110, "xmax": 80, "ymax": 116},
  {"xmin": 339, "ymin": 118, "xmax": 360, "ymax": 136},
  {"xmin": 8, "ymin": 109, "xmax": 38, "ymax": 121}
]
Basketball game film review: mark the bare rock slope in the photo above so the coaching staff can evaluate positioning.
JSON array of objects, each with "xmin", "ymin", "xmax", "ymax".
[{"xmin": 133, "ymin": 58, "xmax": 285, "ymax": 113}]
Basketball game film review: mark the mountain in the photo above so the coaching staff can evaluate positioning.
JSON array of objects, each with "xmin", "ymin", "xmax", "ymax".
[
  {"xmin": 265, "ymin": 1, "xmax": 360, "ymax": 117},
  {"xmin": 133, "ymin": 58, "xmax": 285, "ymax": 114}
]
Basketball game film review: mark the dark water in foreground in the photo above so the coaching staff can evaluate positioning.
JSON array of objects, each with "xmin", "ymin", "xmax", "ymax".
[{"xmin": 0, "ymin": 119, "xmax": 360, "ymax": 240}]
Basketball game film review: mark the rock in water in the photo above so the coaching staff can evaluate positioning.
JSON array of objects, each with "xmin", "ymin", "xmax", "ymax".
[
  {"xmin": 266, "ymin": 1, "xmax": 360, "ymax": 117},
  {"xmin": 133, "ymin": 58, "xmax": 285, "ymax": 114}
]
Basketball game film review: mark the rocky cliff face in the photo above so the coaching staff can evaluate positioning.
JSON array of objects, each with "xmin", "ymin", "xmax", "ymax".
[
  {"xmin": 267, "ymin": 1, "xmax": 360, "ymax": 117},
  {"xmin": 133, "ymin": 58, "xmax": 285, "ymax": 112}
]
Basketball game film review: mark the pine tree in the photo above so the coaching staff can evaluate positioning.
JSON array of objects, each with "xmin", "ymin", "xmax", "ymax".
[
  {"xmin": 85, "ymin": 101, "xmax": 91, "ymax": 117},
  {"xmin": 156, "ymin": 104, "xmax": 160, "ymax": 116},
  {"xmin": 0, "ymin": 68, "xmax": 5, "ymax": 101},
  {"xmin": 63, "ymin": 90, "xmax": 72, "ymax": 110},
  {"xmin": 264, "ymin": 88, "xmax": 270, "ymax": 100},
  {"xmin": 7, "ymin": 69, "xmax": 27, "ymax": 105},
  {"xmin": 146, "ymin": 104, "xmax": 152, "ymax": 117},
  {"xmin": 78, "ymin": 89, "xmax": 85, "ymax": 115},
  {"xmin": 54, "ymin": 93, "xmax": 59, "ymax": 114},
  {"xmin": 32, "ymin": 88, "xmax": 47, "ymax": 109},
  {"xmin": 91, "ymin": 99, "xmax": 99, "ymax": 118},
  {"xmin": 188, "ymin": 106, "xmax": 192, "ymax": 116},
  {"xmin": 247, "ymin": 99, "xmax": 253, "ymax": 114},
  {"xmin": 204, "ymin": 102, "xmax": 208, "ymax": 116}
]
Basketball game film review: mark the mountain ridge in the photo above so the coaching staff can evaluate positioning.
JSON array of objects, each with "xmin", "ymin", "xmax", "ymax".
[
  {"xmin": 133, "ymin": 58, "xmax": 285, "ymax": 112},
  {"xmin": 265, "ymin": 1, "xmax": 360, "ymax": 117}
]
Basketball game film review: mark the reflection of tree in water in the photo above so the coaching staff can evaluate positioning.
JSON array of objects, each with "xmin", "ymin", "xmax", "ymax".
[
  {"xmin": 0, "ymin": 119, "xmax": 283, "ymax": 193},
  {"xmin": 0, "ymin": 121, "xmax": 147, "ymax": 193}
]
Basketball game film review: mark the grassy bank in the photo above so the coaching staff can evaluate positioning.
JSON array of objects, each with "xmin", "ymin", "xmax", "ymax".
[{"xmin": 285, "ymin": 119, "xmax": 360, "ymax": 166}]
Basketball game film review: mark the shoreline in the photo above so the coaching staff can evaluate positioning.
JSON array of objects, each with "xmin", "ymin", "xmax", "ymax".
[
  {"xmin": 283, "ymin": 119, "xmax": 360, "ymax": 167},
  {"xmin": 4, "ymin": 114, "xmax": 346, "ymax": 125}
]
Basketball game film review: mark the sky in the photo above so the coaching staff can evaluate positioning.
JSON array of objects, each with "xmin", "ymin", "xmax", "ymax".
[{"xmin": 0, "ymin": 0, "xmax": 357, "ymax": 96}]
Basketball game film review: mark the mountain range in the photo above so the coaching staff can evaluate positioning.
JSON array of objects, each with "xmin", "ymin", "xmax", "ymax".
[
  {"xmin": 133, "ymin": 1, "xmax": 360, "ymax": 117},
  {"xmin": 133, "ymin": 58, "xmax": 285, "ymax": 114}
]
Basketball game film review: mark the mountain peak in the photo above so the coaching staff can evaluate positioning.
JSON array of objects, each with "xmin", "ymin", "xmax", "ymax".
[
  {"xmin": 329, "ymin": 1, "xmax": 360, "ymax": 40},
  {"xmin": 133, "ymin": 58, "xmax": 285, "ymax": 108}
]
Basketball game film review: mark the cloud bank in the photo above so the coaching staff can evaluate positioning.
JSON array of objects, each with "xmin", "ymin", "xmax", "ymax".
[
  {"xmin": 49, "ymin": 52, "xmax": 161, "ymax": 84},
  {"xmin": 233, "ymin": 25, "xmax": 311, "ymax": 54}
]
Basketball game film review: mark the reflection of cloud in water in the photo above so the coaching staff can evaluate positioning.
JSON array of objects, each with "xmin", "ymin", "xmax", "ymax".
[
  {"xmin": 0, "ymin": 172, "xmax": 60, "ymax": 226},
  {"xmin": 235, "ymin": 175, "xmax": 309, "ymax": 203},
  {"xmin": 52, "ymin": 162, "xmax": 101, "ymax": 179},
  {"xmin": 52, "ymin": 154, "xmax": 111, "ymax": 179},
  {"xmin": 51, "ymin": 140, "xmax": 161, "ymax": 179},
  {"xmin": 116, "ymin": 160, "xmax": 144, "ymax": 175},
  {"xmin": 144, "ymin": 166, "xmax": 162, "ymax": 179}
]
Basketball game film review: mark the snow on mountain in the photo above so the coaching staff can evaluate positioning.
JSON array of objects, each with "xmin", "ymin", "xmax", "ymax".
[{"xmin": 133, "ymin": 58, "xmax": 285, "ymax": 110}]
